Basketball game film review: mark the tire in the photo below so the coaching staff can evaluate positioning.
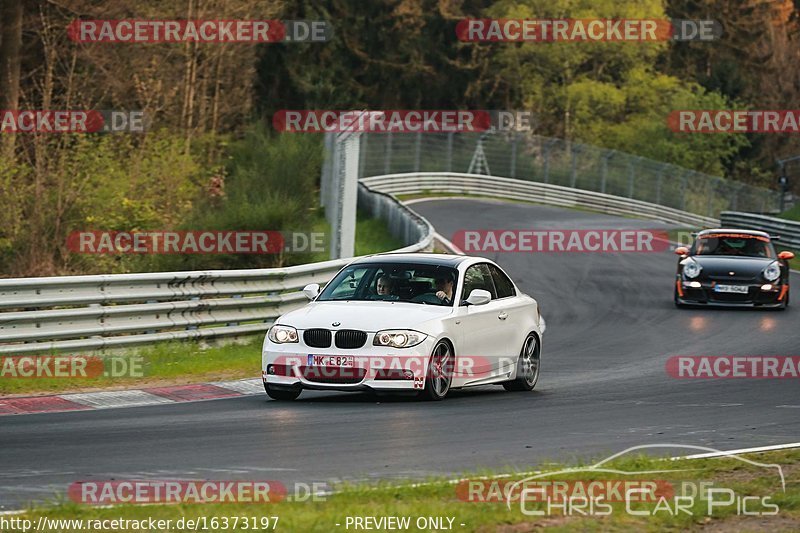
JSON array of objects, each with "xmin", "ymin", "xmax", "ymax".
[
  {"xmin": 421, "ymin": 340, "xmax": 454, "ymax": 401},
  {"xmin": 504, "ymin": 333, "xmax": 540, "ymax": 392},
  {"xmin": 264, "ymin": 382, "xmax": 301, "ymax": 401},
  {"xmin": 778, "ymin": 288, "xmax": 789, "ymax": 311},
  {"xmin": 674, "ymin": 287, "xmax": 686, "ymax": 309}
]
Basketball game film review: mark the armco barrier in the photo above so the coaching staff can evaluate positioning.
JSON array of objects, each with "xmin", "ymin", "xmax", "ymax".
[
  {"xmin": 362, "ymin": 173, "xmax": 720, "ymax": 228},
  {"xmin": 0, "ymin": 183, "xmax": 433, "ymax": 355},
  {"xmin": 720, "ymin": 211, "xmax": 800, "ymax": 249}
]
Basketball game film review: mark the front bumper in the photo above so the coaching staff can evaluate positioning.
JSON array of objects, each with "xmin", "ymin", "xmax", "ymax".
[
  {"xmin": 262, "ymin": 336, "xmax": 438, "ymax": 393},
  {"xmin": 676, "ymin": 279, "xmax": 787, "ymax": 308}
]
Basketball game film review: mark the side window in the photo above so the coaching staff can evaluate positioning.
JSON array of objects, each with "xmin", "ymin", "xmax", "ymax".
[
  {"xmin": 489, "ymin": 265, "xmax": 516, "ymax": 299},
  {"xmin": 460, "ymin": 263, "xmax": 497, "ymax": 303},
  {"xmin": 330, "ymin": 267, "xmax": 368, "ymax": 299}
]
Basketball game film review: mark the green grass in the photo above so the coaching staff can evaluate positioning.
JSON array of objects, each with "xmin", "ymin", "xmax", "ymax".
[
  {"xmin": 286, "ymin": 208, "xmax": 405, "ymax": 265},
  {"xmin": 354, "ymin": 211, "xmax": 404, "ymax": 256},
  {"xmin": 9, "ymin": 450, "xmax": 799, "ymax": 532},
  {"xmin": 779, "ymin": 204, "xmax": 800, "ymax": 222},
  {"xmin": 0, "ymin": 336, "xmax": 263, "ymax": 396}
]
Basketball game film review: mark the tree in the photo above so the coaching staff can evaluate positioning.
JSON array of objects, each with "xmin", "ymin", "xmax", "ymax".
[{"xmin": 0, "ymin": 0, "xmax": 23, "ymax": 157}]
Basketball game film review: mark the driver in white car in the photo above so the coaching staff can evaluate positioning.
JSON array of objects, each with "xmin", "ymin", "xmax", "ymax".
[{"xmin": 434, "ymin": 274, "xmax": 454, "ymax": 305}]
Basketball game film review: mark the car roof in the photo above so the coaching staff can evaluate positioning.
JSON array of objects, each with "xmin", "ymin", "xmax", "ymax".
[
  {"xmin": 350, "ymin": 252, "xmax": 472, "ymax": 268},
  {"xmin": 697, "ymin": 228, "xmax": 772, "ymax": 239}
]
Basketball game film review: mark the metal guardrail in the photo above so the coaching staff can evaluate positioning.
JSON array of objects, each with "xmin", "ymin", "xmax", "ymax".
[
  {"xmin": 720, "ymin": 211, "xmax": 800, "ymax": 249},
  {"xmin": 0, "ymin": 183, "xmax": 434, "ymax": 355},
  {"xmin": 363, "ymin": 173, "xmax": 720, "ymax": 228}
]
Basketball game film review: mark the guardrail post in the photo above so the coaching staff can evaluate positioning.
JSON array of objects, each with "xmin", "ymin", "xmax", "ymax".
[
  {"xmin": 384, "ymin": 131, "xmax": 393, "ymax": 174},
  {"xmin": 570, "ymin": 145, "xmax": 579, "ymax": 188},
  {"xmin": 414, "ymin": 131, "xmax": 422, "ymax": 172},
  {"xmin": 543, "ymin": 140, "xmax": 553, "ymax": 183},
  {"xmin": 187, "ymin": 296, "xmax": 200, "ymax": 330},
  {"xmin": 228, "ymin": 294, "xmax": 242, "ymax": 327},
  {"xmin": 627, "ymin": 158, "xmax": 635, "ymax": 198},
  {"xmin": 655, "ymin": 165, "xmax": 664, "ymax": 205},
  {"xmin": 358, "ymin": 133, "xmax": 368, "ymax": 178},
  {"xmin": 321, "ymin": 132, "xmax": 334, "ymax": 207},
  {"xmin": 146, "ymin": 300, "xmax": 157, "ymax": 334},
  {"xmin": 681, "ymin": 172, "xmax": 688, "ymax": 212},
  {"xmin": 510, "ymin": 134, "xmax": 518, "ymax": 178},
  {"xmin": 446, "ymin": 132, "xmax": 453, "ymax": 172},
  {"xmin": 707, "ymin": 179, "xmax": 716, "ymax": 218},
  {"xmin": 601, "ymin": 150, "xmax": 614, "ymax": 194}
]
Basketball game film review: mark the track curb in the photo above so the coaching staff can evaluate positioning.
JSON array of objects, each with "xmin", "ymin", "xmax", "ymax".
[{"xmin": 0, "ymin": 378, "xmax": 263, "ymax": 417}]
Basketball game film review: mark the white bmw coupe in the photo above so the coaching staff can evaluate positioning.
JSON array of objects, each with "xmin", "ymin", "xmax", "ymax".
[{"xmin": 261, "ymin": 253, "xmax": 545, "ymax": 401}]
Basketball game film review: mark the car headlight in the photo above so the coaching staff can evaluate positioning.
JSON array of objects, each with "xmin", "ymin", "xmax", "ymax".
[
  {"xmin": 763, "ymin": 262, "xmax": 781, "ymax": 282},
  {"xmin": 682, "ymin": 260, "xmax": 702, "ymax": 279},
  {"xmin": 373, "ymin": 329, "xmax": 427, "ymax": 348},
  {"xmin": 268, "ymin": 324, "xmax": 298, "ymax": 344}
]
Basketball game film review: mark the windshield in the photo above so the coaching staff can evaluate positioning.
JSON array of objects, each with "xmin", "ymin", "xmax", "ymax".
[
  {"xmin": 693, "ymin": 233, "xmax": 775, "ymax": 258},
  {"xmin": 316, "ymin": 262, "xmax": 459, "ymax": 306}
]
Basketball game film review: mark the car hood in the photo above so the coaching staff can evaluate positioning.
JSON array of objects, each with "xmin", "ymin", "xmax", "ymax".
[
  {"xmin": 688, "ymin": 255, "xmax": 775, "ymax": 277},
  {"xmin": 277, "ymin": 300, "xmax": 453, "ymax": 332}
]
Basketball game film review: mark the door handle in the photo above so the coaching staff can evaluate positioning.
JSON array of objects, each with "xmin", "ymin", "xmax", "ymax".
[{"xmin": 498, "ymin": 312, "xmax": 508, "ymax": 320}]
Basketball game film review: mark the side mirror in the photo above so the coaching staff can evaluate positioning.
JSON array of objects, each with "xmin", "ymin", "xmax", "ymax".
[
  {"xmin": 302, "ymin": 283, "xmax": 320, "ymax": 300},
  {"xmin": 674, "ymin": 246, "xmax": 689, "ymax": 256},
  {"xmin": 779, "ymin": 251, "xmax": 795, "ymax": 261},
  {"xmin": 466, "ymin": 289, "xmax": 491, "ymax": 306}
]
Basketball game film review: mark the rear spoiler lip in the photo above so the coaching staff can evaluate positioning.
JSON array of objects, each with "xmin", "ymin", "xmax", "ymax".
[{"xmin": 692, "ymin": 231, "xmax": 778, "ymax": 240}]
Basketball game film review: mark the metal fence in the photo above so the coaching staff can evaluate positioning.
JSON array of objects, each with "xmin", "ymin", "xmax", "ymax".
[
  {"xmin": 357, "ymin": 132, "xmax": 782, "ymax": 218},
  {"xmin": 0, "ymin": 182, "xmax": 433, "ymax": 355},
  {"xmin": 720, "ymin": 212, "xmax": 800, "ymax": 249}
]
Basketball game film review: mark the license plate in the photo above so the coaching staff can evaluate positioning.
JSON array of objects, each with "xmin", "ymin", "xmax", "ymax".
[
  {"xmin": 307, "ymin": 355, "xmax": 355, "ymax": 367},
  {"xmin": 714, "ymin": 284, "xmax": 749, "ymax": 294}
]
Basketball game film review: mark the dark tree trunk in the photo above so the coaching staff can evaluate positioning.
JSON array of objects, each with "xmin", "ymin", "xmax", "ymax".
[{"xmin": 0, "ymin": 0, "xmax": 23, "ymax": 157}]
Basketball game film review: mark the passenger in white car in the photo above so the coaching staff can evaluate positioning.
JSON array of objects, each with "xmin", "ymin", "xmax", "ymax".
[{"xmin": 376, "ymin": 275, "xmax": 393, "ymax": 295}]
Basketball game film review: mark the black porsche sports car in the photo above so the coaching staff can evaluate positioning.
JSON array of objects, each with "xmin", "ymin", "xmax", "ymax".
[{"xmin": 674, "ymin": 229, "xmax": 794, "ymax": 309}]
